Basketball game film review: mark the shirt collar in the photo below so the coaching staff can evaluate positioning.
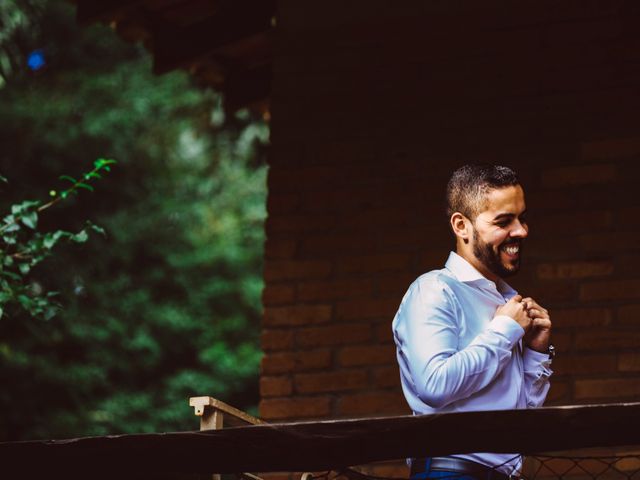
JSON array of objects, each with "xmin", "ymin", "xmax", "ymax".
[{"xmin": 444, "ymin": 251, "xmax": 517, "ymax": 298}]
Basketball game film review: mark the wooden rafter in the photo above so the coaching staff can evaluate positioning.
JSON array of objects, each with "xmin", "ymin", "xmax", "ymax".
[
  {"xmin": 223, "ymin": 63, "xmax": 272, "ymax": 111},
  {"xmin": 76, "ymin": 0, "xmax": 143, "ymax": 24},
  {"xmin": 152, "ymin": 0, "xmax": 276, "ymax": 74}
]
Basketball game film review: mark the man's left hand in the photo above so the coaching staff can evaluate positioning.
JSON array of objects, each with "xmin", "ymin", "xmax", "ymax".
[{"xmin": 521, "ymin": 297, "xmax": 552, "ymax": 353}]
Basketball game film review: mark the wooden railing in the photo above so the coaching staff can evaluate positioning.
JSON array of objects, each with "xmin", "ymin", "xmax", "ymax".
[{"xmin": 3, "ymin": 402, "xmax": 640, "ymax": 479}]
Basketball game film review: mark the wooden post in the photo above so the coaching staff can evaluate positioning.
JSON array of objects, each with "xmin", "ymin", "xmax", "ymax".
[
  {"xmin": 189, "ymin": 396, "xmax": 312, "ymax": 480},
  {"xmin": 190, "ymin": 396, "xmax": 265, "ymax": 480}
]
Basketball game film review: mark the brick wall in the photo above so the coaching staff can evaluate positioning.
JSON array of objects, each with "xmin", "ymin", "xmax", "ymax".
[{"xmin": 260, "ymin": 0, "xmax": 640, "ymax": 472}]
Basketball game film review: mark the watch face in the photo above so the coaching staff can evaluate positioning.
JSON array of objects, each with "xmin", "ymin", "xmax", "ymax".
[{"xmin": 548, "ymin": 344, "xmax": 556, "ymax": 358}]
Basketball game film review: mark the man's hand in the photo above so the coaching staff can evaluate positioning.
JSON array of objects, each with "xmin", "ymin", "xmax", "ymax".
[
  {"xmin": 521, "ymin": 297, "xmax": 552, "ymax": 353},
  {"xmin": 495, "ymin": 295, "xmax": 531, "ymax": 331}
]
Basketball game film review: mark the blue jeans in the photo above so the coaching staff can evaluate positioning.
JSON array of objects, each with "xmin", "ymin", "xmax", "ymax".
[{"xmin": 410, "ymin": 458, "xmax": 508, "ymax": 480}]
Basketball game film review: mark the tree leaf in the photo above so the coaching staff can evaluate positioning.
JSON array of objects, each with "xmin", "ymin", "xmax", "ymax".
[
  {"xmin": 75, "ymin": 182, "xmax": 94, "ymax": 192},
  {"xmin": 59, "ymin": 175, "xmax": 77, "ymax": 184},
  {"xmin": 2, "ymin": 271, "xmax": 22, "ymax": 281},
  {"xmin": 43, "ymin": 231, "xmax": 66, "ymax": 250},
  {"xmin": 71, "ymin": 230, "xmax": 88, "ymax": 243},
  {"xmin": 21, "ymin": 211, "xmax": 38, "ymax": 229},
  {"xmin": 87, "ymin": 222, "xmax": 106, "ymax": 236}
]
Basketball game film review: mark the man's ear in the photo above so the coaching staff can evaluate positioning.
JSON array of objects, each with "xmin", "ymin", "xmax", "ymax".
[{"xmin": 450, "ymin": 212, "xmax": 471, "ymax": 244}]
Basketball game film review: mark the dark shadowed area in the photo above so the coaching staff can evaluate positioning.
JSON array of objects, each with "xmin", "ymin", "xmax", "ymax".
[{"xmin": 0, "ymin": 0, "xmax": 268, "ymax": 441}]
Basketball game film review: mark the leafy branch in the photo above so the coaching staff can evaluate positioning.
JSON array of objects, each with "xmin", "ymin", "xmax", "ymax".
[{"xmin": 0, "ymin": 158, "xmax": 116, "ymax": 320}]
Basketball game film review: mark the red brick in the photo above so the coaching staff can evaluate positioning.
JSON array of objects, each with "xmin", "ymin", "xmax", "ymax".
[
  {"xmin": 260, "ymin": 376, "xmax": 293, "ymax": 397},
  {"xmin": 574, "ymin": 330, "xmax": 640, "ymax": 351},
  {"xmin": 306, "ymin": 139, "xmax": 377, "ymax": 168},
  {"xmin": 545, "ymin": 380, "xmax": 570, "ymax": 405},
  {"xmin": 261, "ymin": 329, "xmax": 294, "ymax": 351},
  {"xmin": 296, "ymin": 323, "xmax": 372, "ymax": 348},
  {"xmin": 301, "ymin": 232, "xmax": 377, "ymax": 256},
  {"xmin": 262, "ymin": 284, "xmax": 296, "ymax": 306},
  {"xmin": 575, "ymin": 378, "xmax": 640, "ymax": 400},
  {"xmin": 263, "ymin": 304, "xmax": 332, "ymax": 327},
  {"xmin": 297, "ymin": 278, "xmax": 373, "ymax": 302},
  {"xmin": 552, "ymin": 307, "xmax": 612, "ymax": 328},
  {"xmin": 338, "ymin": 391, "xmax": 408, "ymax": 416},
  {"xmin": 267, "ymin": 213, "xmax": 336, "ymax": 234},
  {"xmin": 338, "ymin": 345, "xmax": 396, "ymax": 367},
  {"xmin": 552, "ymin": 354, "xmax": 617, "ymax": 376},
  {"xmin": 551, "ymin": 331, "xmax": 572, "ymax": 353},
  {"xmin": 536, "ymin": 260, "xmax": 613, "ymax": 280},
  {"xmin": 264, "ymin": 259, "xmax": 332, "ymax": 281},
  {"xmin": 580, "ymin": 279, "xmax": 640, "ymax": 302},
  {"xmin": 336, "ymin": 298, "xmax": 399, "ymax": 321},
  {"xmin": 618, "ymin": 353, "xmax": 640, "ymax": 372},
  {"xmin": 337, "ymin": 208, "xmax": 416, "ymax": 230},
  {"xmin": 264, "ymin": 237, "xmax": 298, "ymax": 259},
  {"xmin": 377, "ymin": 227, "xmax": 444, "ymax": 252},
  {"xmin": 579, "ymin": 232, "xmax": 640, "ymax": 253},
  {"xmin": 266, "ymin": 192, "xmax": 299, "ymax": 214},
  {"xmin": 375, "ymin": 273, "xmax": 421, "ymax": 297},
  {"xmin": 415, "ymin": 250, "xmax": 449, "ymax": 272},
  {"xmin": 617, "ymin": 254, "xmax": 640, "ymax": 276},
  {"xmin": 374, "ymin": 322, "xmax": 394, "ymax": 343},
  {"xmin": 519, "ymin": 281, "xmax": 577, "ymax": 303},
  {"xmin": 582, "ymin": 137, "xmax": 640, "ymax": 160},
  {"xmin": 294, "ymin": 369, "xmax": 368, "ymax": 394},
  {"xmin": 535, "ymin": 210, "xmax": 612, "ymax": 235},
  {"xmin": 261, "ymin": 350, "xmax": 332, "ymax": 375},
  {"xmin": 541, "ymin": 164, "xmax": 616, "ymax": 188},
  {"xmin": 373, "ymin": 366, "xmax": 401, "ymax": 388},
  {"xmin": 619, "ymin": 304, "xmax": 640, "ymax": 326},
  {"xmin": 259, "ymin": 396, "xmax": 331, "ymax": 420},
  {"xmin": 335, "ymin": 253, "xmax": 410, "ymax": 276}
]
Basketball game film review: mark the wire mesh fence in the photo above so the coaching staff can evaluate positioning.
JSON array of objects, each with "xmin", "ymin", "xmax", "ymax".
[{"xmin": 304, "ymin": 453, "xmax": 640, "ymax": 480}]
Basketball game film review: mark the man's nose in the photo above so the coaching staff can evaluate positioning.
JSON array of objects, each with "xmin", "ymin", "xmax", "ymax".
[{"xmin": 511, "ymin": 220, "xmax": 528, "ymax": 238}]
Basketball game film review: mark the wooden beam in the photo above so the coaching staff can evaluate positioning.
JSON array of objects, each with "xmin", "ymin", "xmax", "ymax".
[
  {"xmin": 76, "ymin": 0, "xmax": 143, "ymax": 24},
  {"xmin": 190, "ymin": 396, "xmax": 264, "ymax": 426},
  {"xmin": 152, "ymin": 0, "xmax": 276, "ymax": 75},
  {"xmin": 223, "ymin": 63, "xmax": 271, "ymax": 111},
  {"xmin": 3, "ymin": 403, "xmax": 640, "ymax": 478}
]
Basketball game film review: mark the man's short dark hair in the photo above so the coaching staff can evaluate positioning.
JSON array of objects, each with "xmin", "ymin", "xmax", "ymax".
[{"xmin": 446, "ymin": 164, "xmax": 520, "ymax": 220}]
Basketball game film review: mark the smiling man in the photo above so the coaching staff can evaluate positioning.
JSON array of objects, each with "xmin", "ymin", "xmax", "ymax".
[{"xmin": 392, "ymin": 164, "xmax": 553, "ymax": 480}]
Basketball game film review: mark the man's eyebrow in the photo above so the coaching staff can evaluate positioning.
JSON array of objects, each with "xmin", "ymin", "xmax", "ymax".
[{"xmin": 492, "ymin": 210, "xmax": 527, "ymax": 221}]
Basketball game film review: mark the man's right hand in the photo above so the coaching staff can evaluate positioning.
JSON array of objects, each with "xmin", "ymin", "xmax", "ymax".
[{"xmin": 495, "ymin": 294, "xmax": 531, "ymax": 332}]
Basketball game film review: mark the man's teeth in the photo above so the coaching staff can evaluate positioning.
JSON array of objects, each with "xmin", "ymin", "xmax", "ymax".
[{"xmin": 502, "ymin": 245, "xmax": 519, "ymax": 255}]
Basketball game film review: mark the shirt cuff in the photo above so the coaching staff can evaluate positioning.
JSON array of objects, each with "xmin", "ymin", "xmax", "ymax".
[
  {"xmin": 490, "ymin": 314, "xmax": 525, "ymax": 346},
  {"xmin": 524, "ymin": 347, "xmax": 554, "ymax": 374}
]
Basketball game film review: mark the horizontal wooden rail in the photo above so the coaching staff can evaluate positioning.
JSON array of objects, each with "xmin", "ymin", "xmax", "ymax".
[{"xmin": 3, "ymin": 402, "xmax": 640, "ymax": 479}]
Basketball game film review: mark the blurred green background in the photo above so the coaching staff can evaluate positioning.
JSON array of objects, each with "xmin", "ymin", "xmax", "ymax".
[{"xmin": 0, "ymin": 0, "xmax": 268, "ymax": 440}]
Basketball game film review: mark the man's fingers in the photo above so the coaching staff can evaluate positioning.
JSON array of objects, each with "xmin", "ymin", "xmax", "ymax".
[
  {"xmin": 522, "ymin": 297, "xmax": 548, "ymax": 314},
  {"xmin": 532, "ymin": 317, "xmax": 552, "ymax": 329},
  {"xmin": 527, "ymin": 308, "xmax": 549, "ymax": 319}
]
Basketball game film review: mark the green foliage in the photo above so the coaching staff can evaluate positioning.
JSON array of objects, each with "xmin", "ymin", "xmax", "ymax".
[
  {"xmin": 0, "ymin": 0, "xmax": 267, "ymax": 440},
  {"xmin": 0, "ymin": 159, "xmax": 115, "ymax": 321}
]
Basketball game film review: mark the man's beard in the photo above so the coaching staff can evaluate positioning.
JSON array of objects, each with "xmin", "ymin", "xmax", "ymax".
[{"xmin": 472, "ymin": 230, "xmax": 522, "ymax": 279}]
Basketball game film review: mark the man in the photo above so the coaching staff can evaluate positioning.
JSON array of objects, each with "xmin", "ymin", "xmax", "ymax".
[{"xmin": 392, "ymin": 164, "xmax": 553, "ymax": 480}]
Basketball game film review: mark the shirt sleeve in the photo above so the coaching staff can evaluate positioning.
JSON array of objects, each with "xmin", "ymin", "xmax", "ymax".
[
  {"xmin": 396, "ymin": 276, "xmax": 525, "ymax": 409},
  {"xmin": 522, "ymin": 347, "xmax": 553, "ymax": 407}
]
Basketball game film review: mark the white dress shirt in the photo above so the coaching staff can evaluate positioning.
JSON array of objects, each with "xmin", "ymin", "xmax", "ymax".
[{"xmin": 392, "ymin": 251, "xmax": 552, "ymax": 474}]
